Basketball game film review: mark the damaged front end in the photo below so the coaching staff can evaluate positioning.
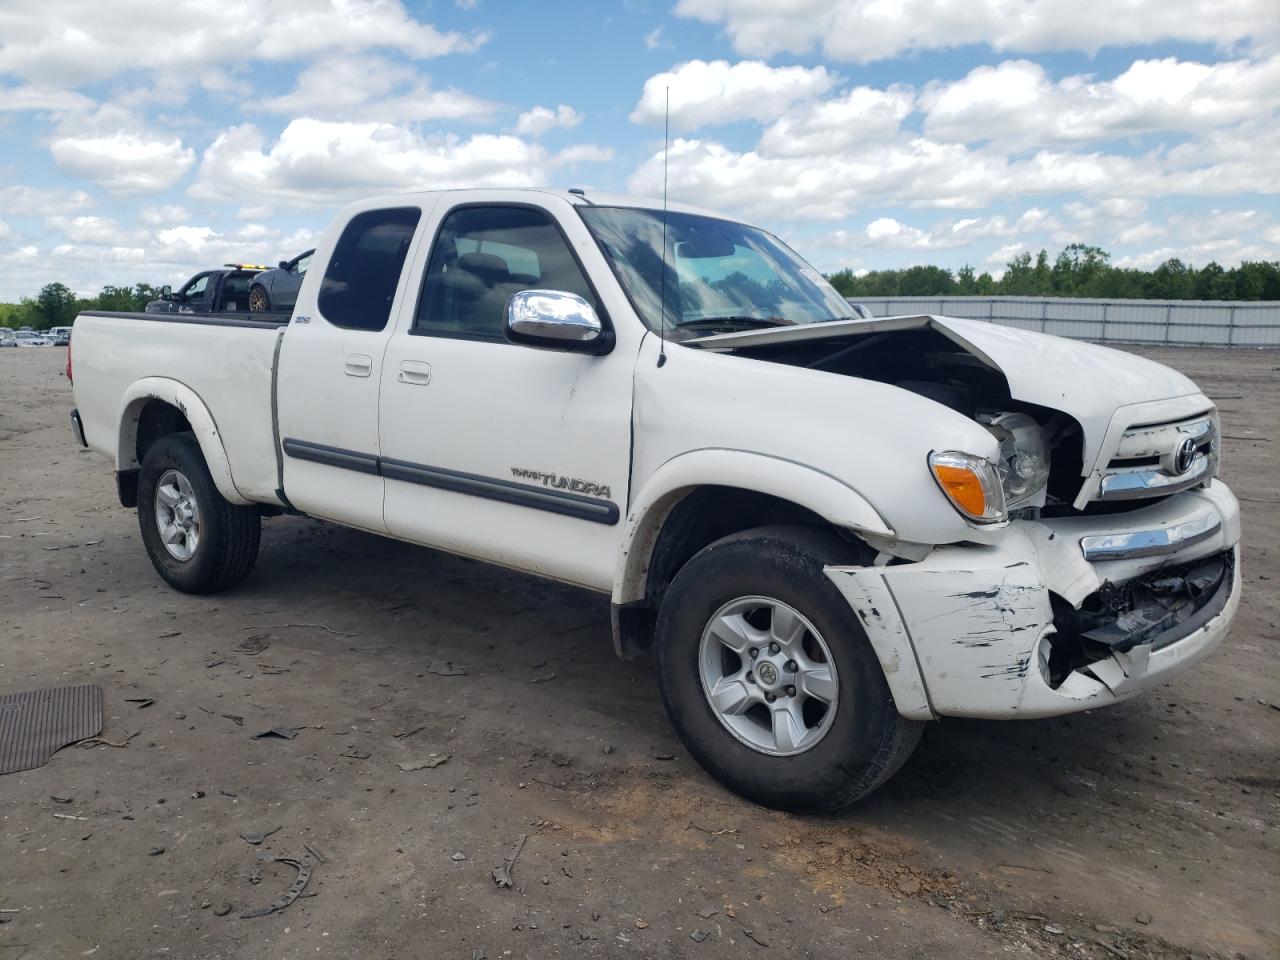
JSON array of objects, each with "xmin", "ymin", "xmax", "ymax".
[{"xmin": 1044, "ymin": 550, "xmax": 1234, "ymax": 688}]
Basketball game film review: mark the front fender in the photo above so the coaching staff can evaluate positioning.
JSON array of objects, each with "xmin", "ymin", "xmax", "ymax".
[
  {"xmin": 118, "ymin": 378, "xmax": 249, "ymax": 505},
  {"xmin": 613, "ymin": 447, "xmax": 893, "ymax": 605}
]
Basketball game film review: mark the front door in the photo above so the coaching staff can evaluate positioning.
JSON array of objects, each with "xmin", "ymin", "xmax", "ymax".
[
  {"xmin": 276, "ymin": 204, "xmax": 427, "ymax": 532},
  {"xmin": 378, "ymin": 201, "xmax": 637, "ymax": 591}
]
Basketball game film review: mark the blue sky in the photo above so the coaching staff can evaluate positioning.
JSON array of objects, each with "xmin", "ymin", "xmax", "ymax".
[{"xmin": 0, "ymin": 0, "xmax": 1277, "ymax": 299}]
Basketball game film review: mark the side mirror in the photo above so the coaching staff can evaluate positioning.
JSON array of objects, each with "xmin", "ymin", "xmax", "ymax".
[
  {"xmin": 160, "ymin": 285, "xmax": 173, "ymax": 299},
  {"xmin": 505, "ymin": 289, "xmax": 610, "ymax": 354},
  {"xmin": 279, "ymin": 260, "xmax": 289, "ymax": 270}
]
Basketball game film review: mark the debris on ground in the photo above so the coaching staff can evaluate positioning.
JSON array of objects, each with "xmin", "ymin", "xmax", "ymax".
[
  {"xmin": 124, "ymin": 698, "xmax": 154, "ymax": 708},
  {"xmin": 0, "ymin": 684, "xmax": 104, "ymax": 775},
  {"xmin": 427, "ymin": 659, "xmax": 468, "ymax": 676},
  {"xmin": 78, "ymin": 731, "xmax": 137, "ymax": 750},
  {"xmin": 491, "ymin": 833, "xmax": 528, "ymax": 889},
  {"xmin": 239, "ymin": 826, "xmax": 282, "ymax": 845},
  {"xmin": 690, "ymin": 929, "xmax": 712, "ymax": 942},
  {"xmin": 221, "ymin": 713, "xmax": 244, "ymax": 726},
  {"xmin": 237, "ymin": 634, "xmax": 271, "ymax": 655},
  {"xmin": 252, "ymin": 727, "xmax": 298, "ymax": 740},
  {"xmin": 240, "ymin": 856, "xmax": 312, "ymax": 919},
  {"xmin": 149, "ymin": 846, "xmax": 165, "ymax": 856},
  {"xmin": 397, "ymin": 755, "xmax": 449, "ymax": 772},
  {"xmin": 530, "ymin": 672, "xmax": 556, "ymax": 684},
  {"xmin": 340, "ymin": 748, "xmax": 371, "ymax": 760},
  {"xmin": 394, "ymin": 725, "xmax": 427, "ymax": 739},
  {"xmin": 213, "ymin": 903, "xmax": 232, "ymax": 917}
]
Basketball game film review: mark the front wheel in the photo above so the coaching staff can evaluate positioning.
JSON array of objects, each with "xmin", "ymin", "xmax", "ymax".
[
  {"xmin": 137, "ymin": 432, "xmax": 261, "ymax": 593},
  {"xmin": 655, "ymin": 525, "xmax": 923, "ymax": 812},
  {"xmin": 248, "ymin": 284, "xmax": 271, "ymax": 313}
]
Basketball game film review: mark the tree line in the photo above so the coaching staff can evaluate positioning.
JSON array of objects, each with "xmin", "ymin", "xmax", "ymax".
[
  {"xmin": 0, "ymin": 282, "xmax": 161, "ymax": 330},
  {"xmin": 827, "ymin": 244, "xmax": 1280, "ymax": 302}
]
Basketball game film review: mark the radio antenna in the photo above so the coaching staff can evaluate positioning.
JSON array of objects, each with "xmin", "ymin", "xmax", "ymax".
[{"xmin": 657, "ymin": 85, "xmax": 670, "ymax": 368}]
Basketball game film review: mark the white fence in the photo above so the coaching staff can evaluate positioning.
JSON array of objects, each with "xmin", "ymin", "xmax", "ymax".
[{"xmin": 851, "ymin": 296, "xmax": 1280, "ymax": 347}]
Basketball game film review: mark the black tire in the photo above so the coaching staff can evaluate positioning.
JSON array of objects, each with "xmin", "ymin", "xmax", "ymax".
[
  {"xmin": 248, "ymin": 284, "xmax": 271, "ymax": 313},
  {"xmin": 137, "ymin": 432, "xmax": 260, "ymax": 594},
  {"xmin": 654, "ymin": 525, "xmax": 923, "ymax": 812}
]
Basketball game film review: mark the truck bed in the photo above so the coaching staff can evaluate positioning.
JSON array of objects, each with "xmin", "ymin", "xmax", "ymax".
[{"xmin": 72, "ymin": 310, "xmax": 289, "ymax": 505}]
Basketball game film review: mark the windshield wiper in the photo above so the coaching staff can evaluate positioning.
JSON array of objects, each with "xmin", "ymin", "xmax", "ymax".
[{"xmin": 675, "ymin": 315, "xmax": 794, "ymax": 331}]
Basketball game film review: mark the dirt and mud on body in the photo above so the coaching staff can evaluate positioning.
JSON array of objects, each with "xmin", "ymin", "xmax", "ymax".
[{"xmin": 2, "ymin": 346, "xmax": 1276, "ymax": 959}]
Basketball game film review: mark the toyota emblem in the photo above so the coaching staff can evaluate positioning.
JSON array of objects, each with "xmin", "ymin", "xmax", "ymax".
[{"xmin": 1173, "ymin": 436, "xmax": 1197, "ymax": 474}]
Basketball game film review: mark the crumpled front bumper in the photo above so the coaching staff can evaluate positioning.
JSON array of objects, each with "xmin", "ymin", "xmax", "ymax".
[{"xmin": 826, "ymin": 480, "xmax": 1241, "ymax": 720}]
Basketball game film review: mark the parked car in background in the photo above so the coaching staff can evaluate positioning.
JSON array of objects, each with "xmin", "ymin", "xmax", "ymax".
[
  {"xmin": 0, "ymin": 329, "xmax": 16, "ymax": 347},
  {"xmin": 14, "ymin": 330, "xmax": 50, "ymax": 346},
  {"xmin": 248, "ymin": 249, "xmax": 314, "ymax": 313},
  {"xmin": 146, "ymin": 265, "xmax": 268, "ymax": 314},
  {"xmin": 48, "ymin": 326, "xmax": 73, "ymax": 346}
]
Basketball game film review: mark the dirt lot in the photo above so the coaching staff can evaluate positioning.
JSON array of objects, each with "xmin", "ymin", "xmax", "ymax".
[{"xmin": 1, "ymin": 344, "xmax": 1276, "ymax": 960}]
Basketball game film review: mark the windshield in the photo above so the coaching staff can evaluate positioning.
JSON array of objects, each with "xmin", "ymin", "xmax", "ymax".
[{"xmin": 578, "ymin": 206, "xmax": 855, "ymax": 340}]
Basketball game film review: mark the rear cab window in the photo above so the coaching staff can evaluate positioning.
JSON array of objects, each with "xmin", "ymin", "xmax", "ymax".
[{"xmin": 318, "ymin": 207, "xmax": 423, "ymax": 332}]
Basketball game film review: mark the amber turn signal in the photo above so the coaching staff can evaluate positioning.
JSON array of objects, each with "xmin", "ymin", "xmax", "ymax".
[{"xmin": 928, "ymin": 451, "xmax": 1007, "ymax": 524}]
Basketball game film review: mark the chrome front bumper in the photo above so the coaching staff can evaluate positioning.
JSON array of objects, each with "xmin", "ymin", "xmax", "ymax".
[{"xmin": 827, "ymin": 480, "xmax": 1242, "ymax": 721}]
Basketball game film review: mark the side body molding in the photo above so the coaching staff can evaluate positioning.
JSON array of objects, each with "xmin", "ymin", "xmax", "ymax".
[
  {"xmin": 117, "ymin": 377, "xmax": 249, "ymax": 505},
  {"xmin": 613, "ymin": 448, "xmax": 893, "ymax": 606}
]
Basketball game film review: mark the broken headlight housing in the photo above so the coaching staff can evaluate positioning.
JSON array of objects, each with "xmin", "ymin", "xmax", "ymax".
[{"xmin": 978, "ymin": 411, "xmax": 1050, "ymax": 512}]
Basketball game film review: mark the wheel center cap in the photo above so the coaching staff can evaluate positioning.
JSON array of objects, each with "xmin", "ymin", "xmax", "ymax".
[{"xmin": 756, "ymin": 661, "xmax": 779, "ymax": 686}]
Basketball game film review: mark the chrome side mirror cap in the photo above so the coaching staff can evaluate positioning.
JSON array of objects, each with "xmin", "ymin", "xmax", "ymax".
[{"xmin": 505, "ymin": 289, "xmax": 611, "ymax": 354}]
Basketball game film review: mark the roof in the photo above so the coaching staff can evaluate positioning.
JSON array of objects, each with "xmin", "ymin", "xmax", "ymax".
[{"xmin": 337, "ymin": 187, "xmax": 738, "ymax": 224}]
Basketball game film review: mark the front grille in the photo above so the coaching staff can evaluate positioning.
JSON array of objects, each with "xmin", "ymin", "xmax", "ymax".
[{"xmin": 1095, "ymin": 413, "xmax": 1216, "ymax": 502}]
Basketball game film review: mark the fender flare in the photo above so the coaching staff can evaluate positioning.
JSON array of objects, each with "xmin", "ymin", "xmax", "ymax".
[
  {"xmin": 612, "ymin": 448, "xmax": 894, "ymax": 605},
  {"xmin": 117, "ymin": 377, "xmax": 250, "ymax": 505}
]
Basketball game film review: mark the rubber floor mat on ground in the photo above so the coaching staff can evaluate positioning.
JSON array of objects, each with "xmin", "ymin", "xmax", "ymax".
[{"xmin": 0, "ymin": 684, "xmax": 103, "ymax": 775}]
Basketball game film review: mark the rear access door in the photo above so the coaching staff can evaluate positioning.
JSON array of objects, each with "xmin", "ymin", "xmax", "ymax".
[{"xmin": 275, "ymin": 201, "xmax": 434, "ymax": 532}]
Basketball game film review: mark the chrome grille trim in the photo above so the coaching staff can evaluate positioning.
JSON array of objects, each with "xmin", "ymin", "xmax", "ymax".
[{"xmin": 1095, "ymin": 413, "xmax": 1216, "ymax": 502}]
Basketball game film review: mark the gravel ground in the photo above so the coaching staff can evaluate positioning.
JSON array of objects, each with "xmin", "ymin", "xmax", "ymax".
[{"xmin": 1, "ymin": 344, "xmax": 1276, "ymax": 960}]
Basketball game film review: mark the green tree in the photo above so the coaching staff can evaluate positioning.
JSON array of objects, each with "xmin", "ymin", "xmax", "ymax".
[{"xmin": 35, "ymin": 282, "xmax": 79, "ymax": 329}]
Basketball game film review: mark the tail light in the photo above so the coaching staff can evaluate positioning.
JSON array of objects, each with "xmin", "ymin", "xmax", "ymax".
[{"xmin": 66, "ymin": 338, "xmax": 73, "ymax": 383}]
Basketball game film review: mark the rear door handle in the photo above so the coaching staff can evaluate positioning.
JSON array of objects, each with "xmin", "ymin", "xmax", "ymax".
[
  {"xmin": 344, "ymin": 354, "xmax": 372, "ymax": 378},
  {"xmin": 398, "ymin": 360, "xmax": 432, "ymax": 386}
]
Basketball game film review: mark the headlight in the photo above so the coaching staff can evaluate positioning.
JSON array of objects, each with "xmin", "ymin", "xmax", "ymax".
[
  {"xmin": 979, "ymin": 411, "xmax": 1050, "ymax": 511},
  {"xmin": 929, "ymin": 450, "xmax": 1007, "ymax": 524}
]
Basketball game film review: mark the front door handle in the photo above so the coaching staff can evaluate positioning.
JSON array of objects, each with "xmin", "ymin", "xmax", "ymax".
[
  {"xmin": 398, "ymin": 360, "xmax": 432, "ymax": 386},
  {"xmin": 344, "ymin": 354, "xmax": 372, "ymax": 378}
]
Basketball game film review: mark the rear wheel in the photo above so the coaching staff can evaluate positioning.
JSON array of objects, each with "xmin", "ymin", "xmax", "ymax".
[
  {"xmin": 137, "ymin": 432, "xmax": 260, "ymax": 593},
  {"xmin": 654, "ymin": 525, "xmax": 923, "ymax": 812},
  {"xmin": 248, "ymin": 285, "xmax": 271, "ymax": 313}
]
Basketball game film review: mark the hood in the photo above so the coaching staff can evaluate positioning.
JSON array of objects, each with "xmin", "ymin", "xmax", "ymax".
[{"xmin": 689, "ymin": 314, "xmax": 1206, "ymax": 467}]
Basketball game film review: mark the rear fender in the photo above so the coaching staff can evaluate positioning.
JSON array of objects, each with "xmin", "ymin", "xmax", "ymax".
[{"xmin": 118, "ymin": 378, "xmax": 249, "ymax": 505}]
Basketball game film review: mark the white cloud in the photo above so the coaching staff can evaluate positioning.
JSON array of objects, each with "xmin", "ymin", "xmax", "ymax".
[
  {"xmin": 0, "ymin": 185, "xmax": 94, "ymax": 216},
  {"xmin": 49, "ymin": 130, "xmax": 195, "ymax": 194},
  {"xmin": 47, "ymin": 215, "xmax": 123, "ymax": 245},
  {"xmin": 922, "ymin": 55, "xmax": 1280, "ymax": 145},
  {"xmin": 645, "ymin": 26, "xmax": 669, "ymax": 50},
  {"xmin": 758, "ymin": 84, "xmax": 914, "ymax": 156},
  {"xmin": 190, "ymin": 118, "xmax": 552, "ymax": 207},
  {"xmin": 554, "ymin": 144, "xmax": 615, "ymax": 165},
  {"xmin": 0, "ymin": 84, "xmax": 93, "ymax": 112},
  {"xmin": 0, "ymin": 218, "xmax": 9, "ymax": 239},
  {"xmin": 0, "ymin": 0, "xmax": 485, "ymax": 88},
  {"xmin": 257, "ymin": 58, "xmax": 498, "ymax": 123},
  {"xmin": 825, "ymin": 208, "xmax": 1064, "ymax": 253},
  {"xmin": 515, "ymin": 104, "xmax": 583, "ymax": 137},
  {"xmin": 140, "ymin": 204, "xmax": 192, "ymax": 226},
  {"xmin": 674, "ymin": 0, "xmax": 1279, "ymax": 62},
  {"xmin": 631, "ymin": 59, "xmax": 835, "ymax": 130}
]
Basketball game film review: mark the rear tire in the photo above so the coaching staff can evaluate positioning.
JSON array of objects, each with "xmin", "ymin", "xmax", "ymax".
[
  {"xmin": 654, "ymin": 525, "xmax": 923, "ymax": 812},
  {"xmin": 137, "ymin": 432, "xmax": 260, "ymax": 594},
  {"xmin": 248, "ymin": 285, "xmax": 271, "ymax": 313}
]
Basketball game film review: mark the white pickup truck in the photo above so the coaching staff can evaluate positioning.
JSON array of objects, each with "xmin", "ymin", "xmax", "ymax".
[{"xmin": 68, "ymin": 189, "xmax": 1241, "ymax": 811}]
